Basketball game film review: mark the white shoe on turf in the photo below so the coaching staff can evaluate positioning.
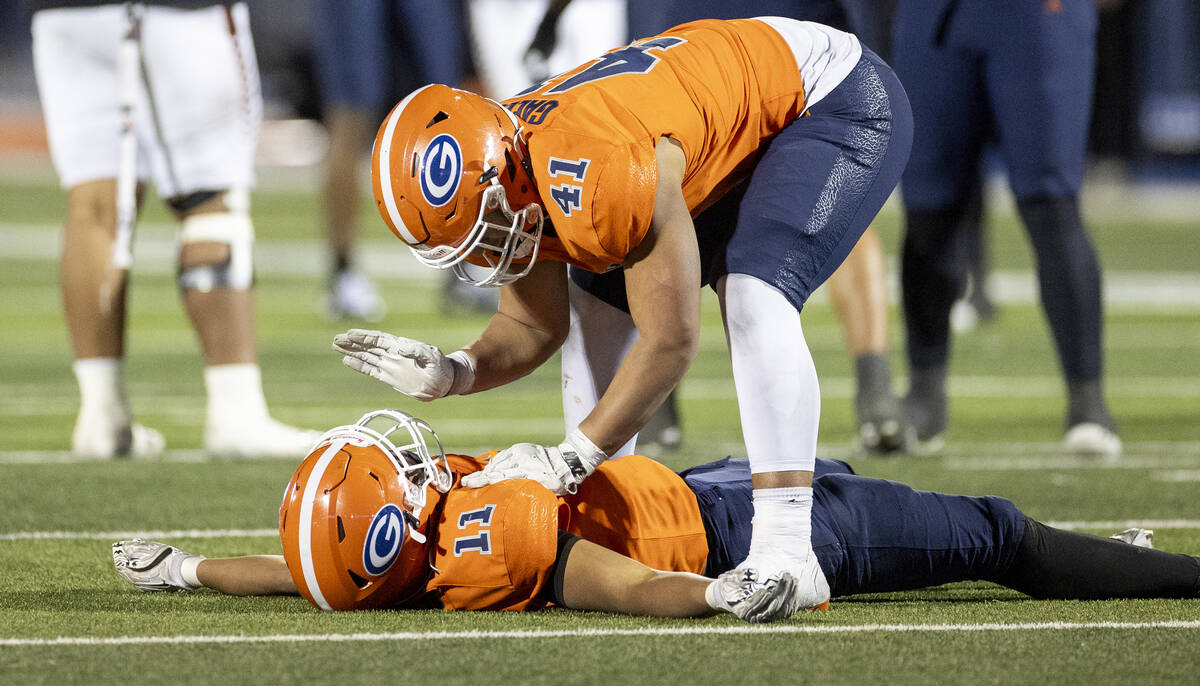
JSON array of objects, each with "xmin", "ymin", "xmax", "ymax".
[
  {"xmin": 1064, "ymin": 422, "xmax": 1122, "ymax": 457},
  {"xmin": 714, "ymin": 553, "xmax": 830, "ymax": 622},
  {"xmin": 205, "ymin": 416, "xmax": 321, "ymax": 458},
  {"xmin": 1109, "ymin": 527, "xmax": 1154, "ymax": 549},
  {"xmin": 707, "ymin": 568, "xmax": 804, "ymax": 623},
  {"xmin": 327, "ymin": 269, "xmax": 386, "ymax": 322},
  {"xmin": 73, "ymin": 413, "xmax": 165, "ymax": 459},
  {"xmin": 112, "ymin": 539, "xmax": 199, "ymax": 592}
]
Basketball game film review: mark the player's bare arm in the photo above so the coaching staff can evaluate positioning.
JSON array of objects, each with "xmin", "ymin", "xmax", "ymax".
[
  {"xmin": 330, "ymin": 265, "xmax": 569, "ymax": 402},
  {"xmin": 576, "ymin": 137, "xmax": 701, "ymax": 454},
  {"xmin": 116, "ymin": 538, "xmax": 797, "ymax": 621},
  {"xmin": 459, "ymin": 259, "xmax": 571, "ymax": 393},
  {"xmin": 557, "ymin": 536, "xmax": 713, "ymax": 617},
  {"xmin": 197, "ymin": 555, "xmax": 295, "ymax": 596}
]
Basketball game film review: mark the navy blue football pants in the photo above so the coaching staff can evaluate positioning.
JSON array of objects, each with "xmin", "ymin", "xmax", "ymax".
[
  {"xmin": 682, "ymin": 457, "xmax": 1026, "ymax": 595},
  {"xmin": 681, "ymin": 456, "xmax": 1200, "ymax": 599}
]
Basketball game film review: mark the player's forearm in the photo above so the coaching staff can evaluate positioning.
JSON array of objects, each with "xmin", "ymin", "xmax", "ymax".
[
  {"xmin": 460, "ymin": 311, "xmax": 566, "ymax": 392},
  {"xmin": 563, "ymin": 552, "xmax": 713, "ymax": 617},
  {"xmin": 614, "ymin": 570, "xmax": 716, "ymax": 618},
  {"xmin": 457, "ymin": 260, "xmax": 570, "ymax": 393},
  {"xmin": 196, "ymin": 555, "xmax": 297, "ymax": 596}
]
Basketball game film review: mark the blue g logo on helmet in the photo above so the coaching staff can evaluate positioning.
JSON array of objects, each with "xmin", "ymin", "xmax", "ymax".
[
  {"xmin": 362, "ymin": 503, "xmax": 406, "ymax": 576},
  {"xmin": 420, "ymin": 133, "xmax": 462, "ymax": 207}
]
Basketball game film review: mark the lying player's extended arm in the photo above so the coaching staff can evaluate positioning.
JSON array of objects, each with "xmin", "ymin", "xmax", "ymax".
[
  {"xmin": 576, "ymin": 137, "xmax": 701, "ymax": 454},
  {"xmin": 197, "ymin": 555, "xmax": 297, "ymax": 596},
  {"xmin": 113, "ymin": 540, "xmax": 298, "ymax": 596},
  {"xmin": 558, "ymin": 537, "xmax": 713, "ymax": 617}
]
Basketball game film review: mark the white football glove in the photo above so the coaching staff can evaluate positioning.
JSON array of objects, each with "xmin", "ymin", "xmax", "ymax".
[
  {"xmin": 705, "ymin": 568, "xmax": 804, "ymax": 623},
  {"xmin": 332, "ymin": 329, "xmax": 474, "ymax": 401},
  {"xmin": 460, "ymin": 429, "xmax": 608, "ymax": 495}
]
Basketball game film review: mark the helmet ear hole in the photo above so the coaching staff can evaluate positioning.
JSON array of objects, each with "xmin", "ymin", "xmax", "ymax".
[
  {"xmin": 336, "ymin": 516, "xmax": 346, "ymax": 543},
  {"xmin": 347, "ymin": 569, "xmax": 369, "ymax": 589}
]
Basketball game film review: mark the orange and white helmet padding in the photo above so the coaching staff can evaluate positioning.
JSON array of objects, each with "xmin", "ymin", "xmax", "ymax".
[
  {"xmin": 279, "ymin": 409, "xmax": 453, "ymax": 611},
  {"xmin": 371, "ymin": 83, "xmax": 544, "ymax": 288}
]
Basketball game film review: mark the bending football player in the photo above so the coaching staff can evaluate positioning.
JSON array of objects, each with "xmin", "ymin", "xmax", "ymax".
[
  {"xmin": 334, "ymin": 16, "xmax": 914, "ymax": 617},
  {"xmin": 113, "ymin": 411, "xmax": 1200, "ymax": 620}
]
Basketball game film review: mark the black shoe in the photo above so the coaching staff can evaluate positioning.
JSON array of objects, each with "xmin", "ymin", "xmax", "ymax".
[
  {"xmin": 901, "ymin": 391, "xmax": 947, "ymax": 454},
  {"xmin": 856, "ymin": 391, "xmax": 907, "ymax": 455}
]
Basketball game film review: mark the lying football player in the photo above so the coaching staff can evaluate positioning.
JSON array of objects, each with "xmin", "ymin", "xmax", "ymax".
[{"xmin": 113, "ymin": 410, "xmax": 1200, "ymax": 622}]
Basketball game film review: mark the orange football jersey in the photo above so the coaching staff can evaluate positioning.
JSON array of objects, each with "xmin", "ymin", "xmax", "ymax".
[
  {"xmin": 563, "ymin": 455, "xmax": 709, "ymax": 575},
  {"xmin": 408, "ymin": 453, "xmax": 709, "ymax": 610},
  {"xmin": 501, "ymin": 17, "xmax": 861, "ymax": 273},
  {"xmin": 416, "ymin": 454, "xmax": 565, "ymax": 611}
]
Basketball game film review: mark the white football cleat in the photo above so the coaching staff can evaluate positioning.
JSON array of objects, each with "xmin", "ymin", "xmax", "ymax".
[
  {"xmin": 1064, "ymin": 422, "xmax": 1122, "ymax": 457},
  {"xmin": 112, "ymin": 539, "xmax": 200, "ymax": 592},
  {"xmin": 327, "ymin": 269, "xmax": 386, "ymax": 322},
  {"xmin": 72, "ymin": 413, "xmax": 165, "ymax": 459},
  {"xmin": 715, "ymin": 553, "xmax": 830, "ymax": 622},
  {"xmin": 1110, "ymin": 527, "xmax": 1154, "ymax": 549},
  {"xmin": 707, "ymin": 568, "xmax": 804, "ymax": 623},
  {"xmin": 205, "ymin": 416, "xmax": 321, "ymax": 459}
]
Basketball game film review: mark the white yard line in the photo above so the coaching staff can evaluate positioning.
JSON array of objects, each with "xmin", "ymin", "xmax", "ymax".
[
  {"xmin": 3, "ymin": 620, "xmax": 1199, "ymax": 647},
  {"xmin": 0, "ymin": 528, "xmax": 277, "ymax": 541}
]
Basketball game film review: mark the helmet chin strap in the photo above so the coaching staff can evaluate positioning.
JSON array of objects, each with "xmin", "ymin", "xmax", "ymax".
[{"xmin": 406, "ymin": 517, "xmax": 427, "ymax": 545}]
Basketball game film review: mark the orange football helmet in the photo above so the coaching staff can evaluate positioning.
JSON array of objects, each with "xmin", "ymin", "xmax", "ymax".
[
  {"xmin": 371, "ymin": 83, "xmax": 544, "ymax": 287},
  {"xmin": 279, "ymin": 409, "xmax": 453, "ymax": 611}
]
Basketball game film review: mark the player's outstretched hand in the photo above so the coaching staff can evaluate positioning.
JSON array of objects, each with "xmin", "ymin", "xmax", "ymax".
[
  {"xmin": 461, "ymin": 429, "xmax": 608, "ymax": 495},
  {"xmin": 332, "ymin": 329, "xmax": 474, "ymax": 401}
]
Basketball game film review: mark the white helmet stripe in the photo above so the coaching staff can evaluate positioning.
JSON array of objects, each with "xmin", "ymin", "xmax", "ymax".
[
  {"xmin": 297, "ymin": 438, "xmax": 348, "ymax": 612},
  {"xmin": 376, "ymin": 85, "xmax": 437, "ymax": 244}
]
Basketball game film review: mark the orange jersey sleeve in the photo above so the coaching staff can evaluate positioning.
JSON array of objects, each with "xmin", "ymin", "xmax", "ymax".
[
  {"xmin": 422, "ymin": 478, "xmax": 566, "ymax": 611},
  {"xmin": 563, "ymin": 455, "xmax": 708, "ymax": 574},
  {"xmin": 502, "ymin": 18, "xmax": 822, "ymax": 273}
]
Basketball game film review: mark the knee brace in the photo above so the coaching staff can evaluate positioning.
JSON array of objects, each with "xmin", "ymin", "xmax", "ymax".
[{"xmin": 176, "ymin": 210, "xmax": 255, "ymax": 292}]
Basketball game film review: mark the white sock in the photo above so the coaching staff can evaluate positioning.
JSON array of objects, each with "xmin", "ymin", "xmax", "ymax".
[
  {"xmin": 73, "ymin": 358, "xmax": 131, "ymax": 424},
  {"xmin": 204, "ymin": 363, "xmax": 270, "ymax": 428},
  {"xmin": 744, "ymin": 487, "xmax": 815, "ymax": 570}
]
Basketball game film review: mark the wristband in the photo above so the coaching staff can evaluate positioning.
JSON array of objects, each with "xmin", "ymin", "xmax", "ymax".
[{"xmin": 446, "ymin": 350, "xmax": 476, "ymax": 396}]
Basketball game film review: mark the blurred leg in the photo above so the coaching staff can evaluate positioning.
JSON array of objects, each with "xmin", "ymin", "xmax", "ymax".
[
  {"xmin": 173, "ymin": 192, "xmax": 319, "ymax": 458},
  {"xmin": 61, "ymin": 180, "xmax": 163, "ymax": 457},
  {"xmin": 981, "ymin": 0, "xmax": 1116, "ymax": 454},
  {"xmin": 62, "ymin": 180, "xmax": 126, "ymax": 360},
  {"xmin": 562, "ymin": 279, "xmax": 639, "ymax": 457},
  {"xmin": 323, "ymin": 107, "xmax": 385, "ymax": 321},
  {"xmin": 825, "ymin": 227, "xmax": 905, "ymax": 453}
]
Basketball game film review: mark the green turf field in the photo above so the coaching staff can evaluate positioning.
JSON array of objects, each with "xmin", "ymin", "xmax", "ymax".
[{"xmin": 1, "ymin": 176, "xmax": 1198, "ymax": 685}]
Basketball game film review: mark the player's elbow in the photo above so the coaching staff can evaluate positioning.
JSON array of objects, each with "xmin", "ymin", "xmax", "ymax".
[{"xmin": 644, "ymin": 322, "xmax": 700, "ymax": 372}]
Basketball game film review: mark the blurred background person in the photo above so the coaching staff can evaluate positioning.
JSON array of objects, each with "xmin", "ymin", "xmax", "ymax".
[
  {"xmin": 892, "ymin": 0, "xmax": 1121, "ymax": 456},
  {"xmin": 30, "ymin": 0, "xmax": 318, "ymax": 457},
  {"xmin": 310, "ymin": 0, "xmax": 478, "ymax": 320}
]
